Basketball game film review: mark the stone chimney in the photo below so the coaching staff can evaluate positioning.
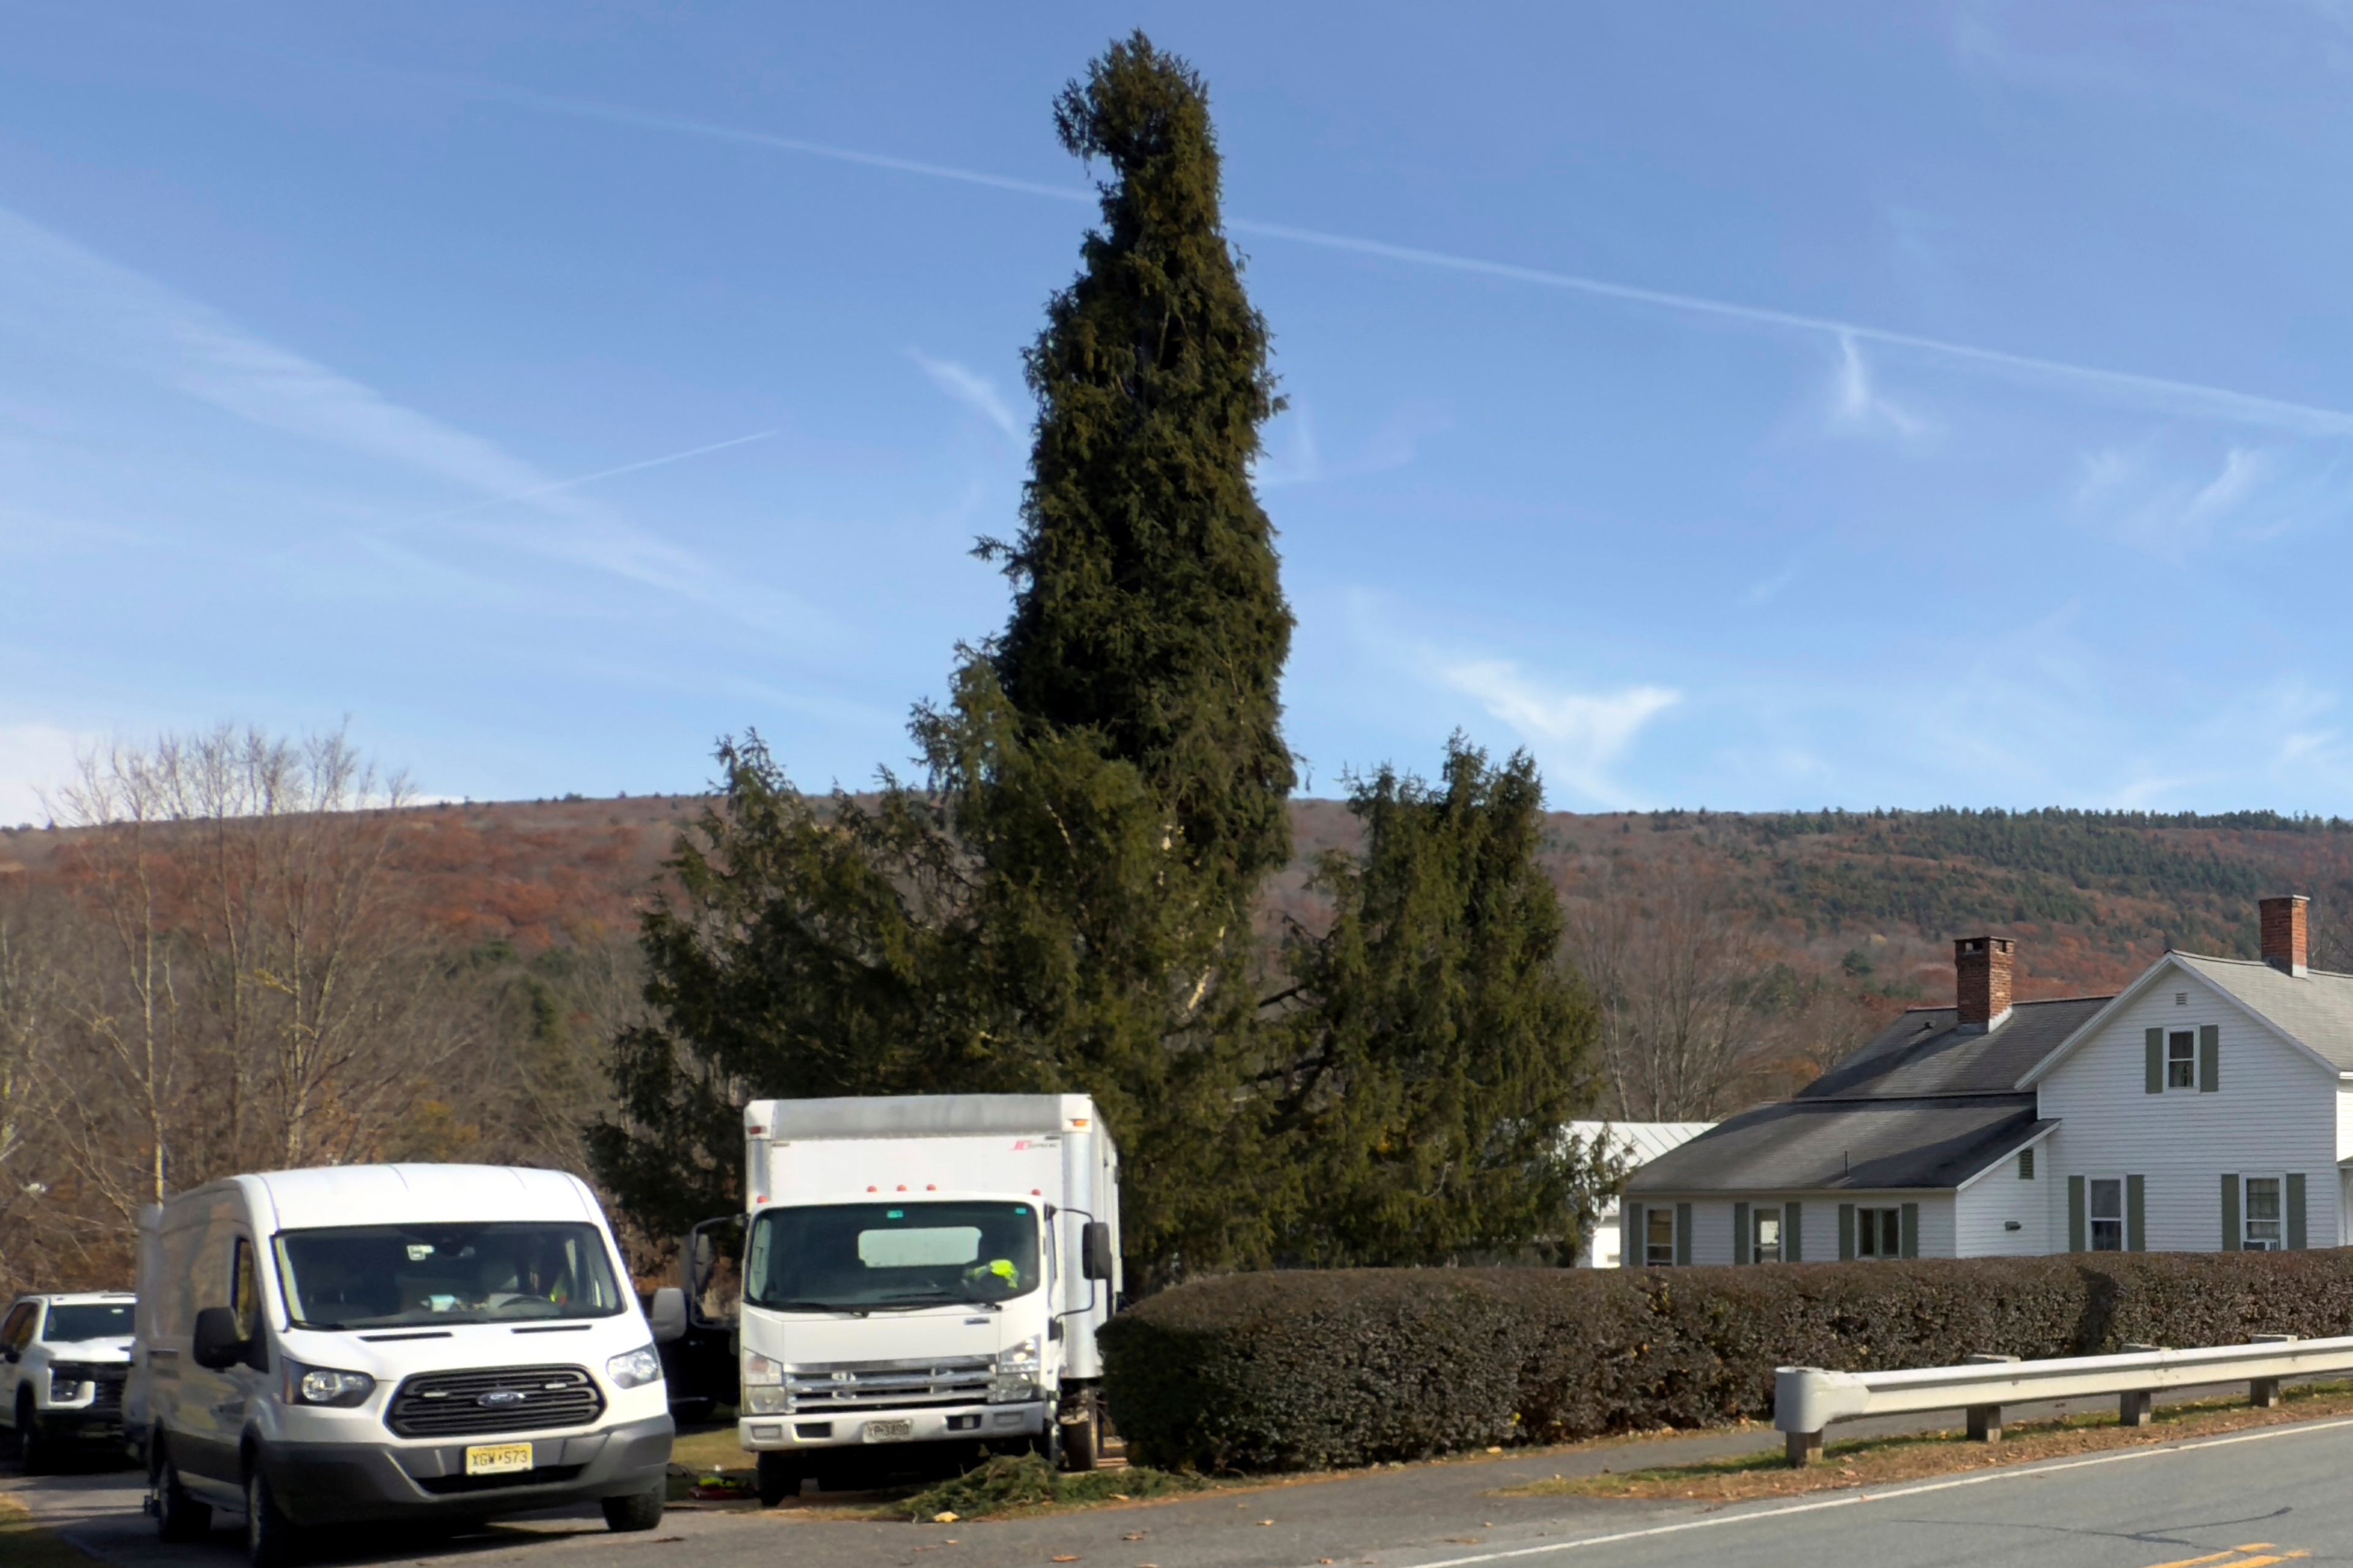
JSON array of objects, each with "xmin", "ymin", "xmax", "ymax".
[
  {"xmin": 2260, "ymin": 895, "xmax": 2309, "ymax": 977},
  {"xmin": 1955, "ymin": 936, "xmax": 2015, "ymax": 1031}
]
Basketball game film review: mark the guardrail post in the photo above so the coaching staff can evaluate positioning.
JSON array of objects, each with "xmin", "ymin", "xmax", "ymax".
[
  {"xmin": 1785, "ymin": 1430, "xmax": 1823, "ymax": 1468},
  {"xmin": 2249, "ymin": 1333, "xmax": 2298, "ymax": 1407},
  {"xmin": 2118, "ymin": 1390, "xmax": 2154, "ymax": 1427},
  {"xmin": 1961, "ymin": 1354, "xmax": 2017, "ymax": 1443}
]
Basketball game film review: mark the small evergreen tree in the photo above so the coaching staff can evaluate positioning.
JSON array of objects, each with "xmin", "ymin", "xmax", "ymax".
[{"xmin": 1269, "ymin": 738, "xmax": 1607, "ymax": 1265}]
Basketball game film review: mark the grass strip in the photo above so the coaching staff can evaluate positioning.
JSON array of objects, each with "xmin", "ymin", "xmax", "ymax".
[
  {"xmin": 1498, "ymin": 1379, "xmax": 2353, "ymax": 1503},
  {"xmin": 0, "ymin": 1494, "xmax": 95, "ymax": 1568}
]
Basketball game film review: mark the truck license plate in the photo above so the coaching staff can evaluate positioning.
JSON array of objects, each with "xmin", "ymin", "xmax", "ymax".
[
  {"xmin": 464, "ymin": 1443, "xmax": 534, "ymax": 1476},
  {"xmin": 862, "ymin": 1419, "xmax": 914, "ymax": 1443}
]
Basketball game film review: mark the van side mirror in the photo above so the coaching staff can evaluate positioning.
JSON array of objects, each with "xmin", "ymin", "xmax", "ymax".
[
  {"xmin": 648, "ymin": 1287, "xmax": 688, "ymax": 1345},
  {"xmin": 1080, "ymin": 1221, "xmax": 1114, "ymax": 1282},
  {"xmin": 191, "ymin": 1307, "xmax": 247, "ymax": 1371}
]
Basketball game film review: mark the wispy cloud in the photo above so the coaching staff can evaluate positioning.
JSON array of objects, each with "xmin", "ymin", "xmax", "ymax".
[
  {"xmin": 1256, "ymin": 400, "xmax": 1449, "ymax": 488},
  {"xmin": 1746, "ymin": 566, "xmax": 1801, "ymax": 605},
  {"xmin": 1439, "ymin": 659, "xmax": 1681, "ymax": 807},
  {"xmin": 453, "ymin": 82, "xmax": 2353, "ymax": 440},
  {"xmin": 0, "ymin": 202, "xmax": 813, "ymax": 631},
  {"xmin": 911, "ymin": 351, "xmax": 1024, "ymax": 442},
  {"xmin": 2071, "ymin": 442, "xmax": 2312, "ymax": 559},
  {"xmin": 1829, "ymin": 333, "xmax": 1930, "ymax": 440}
]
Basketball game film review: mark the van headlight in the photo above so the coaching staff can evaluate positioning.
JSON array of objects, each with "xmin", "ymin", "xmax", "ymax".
[
  {"xmin": 990, "ymin": 1336, "xmax": 1041, "ymax": 1404},
  {"xmin": 605, "ymin": 1346, "xmax": 664, "ymax": 1390},
  {"xmin": 286, "ymin": 1362, "xmax": 375, "ymax": 1408}
]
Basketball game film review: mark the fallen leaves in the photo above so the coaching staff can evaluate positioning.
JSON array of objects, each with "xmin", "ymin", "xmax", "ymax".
[
  {"xmin": 934, "ymin": 1512, "xmax": 961, "ymax": 1524},
  {"xmin": 1051, "ymin": 1556, "xmax": 1080, "ymax": 1562},
  {"xmin": 1122, "ymin": 1532, "xmax": 1146, "ymax": 1542}
]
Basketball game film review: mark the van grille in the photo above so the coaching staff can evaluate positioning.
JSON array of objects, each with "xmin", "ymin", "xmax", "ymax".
[
  {"xmin": 384, "ymin": 1365, "xmax": 604, "ymax": 1439},
  {"xmin": 784, "ymin": 1356, "xmax": 993, "ymax": 1412}
]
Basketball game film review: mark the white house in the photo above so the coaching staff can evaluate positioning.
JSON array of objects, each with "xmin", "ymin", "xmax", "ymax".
[
  {"xmin": 1566, "ymin": 1121, "xmax": 1716, "ymax": 1267},
  {"xmin": 1624, "ymin": 896, "xmax": 2353, "ymax": 1265}
]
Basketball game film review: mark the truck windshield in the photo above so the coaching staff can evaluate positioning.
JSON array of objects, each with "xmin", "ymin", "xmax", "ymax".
[
  {"xmin": 272, "ymin": 1222, "xmax": 627, "ymax": 1330},
  {"xmin": 746, "ymin": 1201, "xmax": 1040, "ymax": 1312},
  {"xmin": 44, "ymin": 1303, "xmax": 133, "ymax": 1341}
]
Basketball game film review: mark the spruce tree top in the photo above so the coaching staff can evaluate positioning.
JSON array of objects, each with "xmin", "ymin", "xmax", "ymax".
[{"xmin": 991, "ymin": 32, "xmax": 1295, "ymax": 902}]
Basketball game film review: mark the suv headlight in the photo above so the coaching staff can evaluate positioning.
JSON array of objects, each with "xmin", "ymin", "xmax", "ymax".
[
  {"xmin": 606, "ymin": 1345, "xmax": 664, "ymax": 1390},
  {"xmin": 48, "ymin": 1363, "xmax": 97, "ymax": 1401},
  {"xmin": 285, "ymin": 1361, "xmax": 375, "ymax": 1408}
]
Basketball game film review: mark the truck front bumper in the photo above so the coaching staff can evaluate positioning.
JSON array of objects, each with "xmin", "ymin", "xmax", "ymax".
[{"xmin": 738, "ymin": 1400, "xmax": 1048, "ymax": 1452}]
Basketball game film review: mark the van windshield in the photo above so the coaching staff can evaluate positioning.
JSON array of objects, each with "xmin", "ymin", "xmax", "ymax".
[
  {"xmin": 273, "ymin": 1222, "xmax": 626, "ymax": 1330},
  {"xmin": 746, "ymin": 1201, "xmax": 1040, "ymax": 1312}
]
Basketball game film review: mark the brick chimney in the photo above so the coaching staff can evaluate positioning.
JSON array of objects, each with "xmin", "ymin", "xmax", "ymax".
[
  {"xmin": 2260, "ymin": 895, "xmax": 2309, "ymax": 977},
  {"xmin": 1955, "ymin": 936, "xmax": 2015, "ymax": 1031}
]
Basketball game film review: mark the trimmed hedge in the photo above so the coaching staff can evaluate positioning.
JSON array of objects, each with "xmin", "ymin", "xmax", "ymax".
[{"xmin": 1099, "ymin": 1254, "xmax": 2353, "ymax": 1472}]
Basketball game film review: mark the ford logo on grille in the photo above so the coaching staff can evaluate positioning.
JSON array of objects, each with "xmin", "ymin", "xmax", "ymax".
[{"xmin": 477, "ymin": 1390, "xmax": 528, "ymax": 1408}]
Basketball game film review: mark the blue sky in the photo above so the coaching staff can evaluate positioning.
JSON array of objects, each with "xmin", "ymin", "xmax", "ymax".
[{"xmin": 10, "ymin": 4, "xmax": 2353, "ymax": 822}]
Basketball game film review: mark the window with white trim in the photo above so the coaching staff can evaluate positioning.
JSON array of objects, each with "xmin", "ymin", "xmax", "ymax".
[
  {"xmin": 2088, "ymin": 1176, "xmax": 2125, "ymax": 1251},
  {"xmin": 1752, "ymin": 1204, "xmax": 1783, "ymax": 1263},
  {"xmin": 1854, "ymin": 1206, "xmax": 1901, "ymax": 1259},
  {"xmin": 1643, "ymin": 1206, "xmax": 1675, "ymax": 1267},
  {"xmin": 2165, "ymin": 1031, "xmax": 2196, "ymax": 1090},
  {"xmin": 2244, "ymin": 1175, "xmax": 2284, "ymax": 1251}
]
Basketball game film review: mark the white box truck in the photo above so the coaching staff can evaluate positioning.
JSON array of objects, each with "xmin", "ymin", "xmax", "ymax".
[
  {"xmin": 127, "ymin": 1164, "xmax": 684, "ymax": 1566},
  {"xmin": 733, "ymin": 1094, "xmax": 1119, "ymax": 1502}
]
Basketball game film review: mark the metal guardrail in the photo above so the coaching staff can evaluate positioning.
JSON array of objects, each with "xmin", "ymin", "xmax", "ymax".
[{"xmin": 1774, "ymin": 1331, "xmax": 2329, "ymax": 1466}]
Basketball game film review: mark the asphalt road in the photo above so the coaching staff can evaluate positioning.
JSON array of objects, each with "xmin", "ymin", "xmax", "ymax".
[{"xmin": 13, "ymin": 1412, "xmax": 2353, "ymax": 1568}]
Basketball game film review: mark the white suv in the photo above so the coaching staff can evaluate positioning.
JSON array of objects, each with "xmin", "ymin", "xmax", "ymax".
[{"xmin": 1, "ymin": 1292, "xmax": 137, "ymax": 1471}]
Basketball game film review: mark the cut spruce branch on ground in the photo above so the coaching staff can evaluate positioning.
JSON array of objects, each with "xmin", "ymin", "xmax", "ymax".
[
  {"xmin": 1499, "ymin": 1379, "xmax": 2353, "ymax": 1502},
  {"xmin": 893, "ymin": 1455, "xmax": 1207, "ymax": 1520}
]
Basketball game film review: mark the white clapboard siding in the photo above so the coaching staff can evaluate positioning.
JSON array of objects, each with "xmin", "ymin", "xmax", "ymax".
[
  {"xmin": 2037, "ymin": 971, "xmax": 2340, "ymax": 1251},
  {"xmin": 1955, "ymin": 1147, "xmax": 2050, "ymax": 1255}
]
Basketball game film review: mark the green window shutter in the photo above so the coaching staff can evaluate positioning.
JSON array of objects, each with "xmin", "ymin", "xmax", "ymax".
[
  {"xmin": 1623, "ymin": 1203, "xmax": 1644, "ymax": 1267},
  {"xmin": 1674, "ymin": 1203, "xmax": 1692, "ymax": 1267},
  {"xmin": 1900, "ymin": 1202, "xmax": 1919, "ymax": 1258},
  {"xmin": 2199, "ymin": 1025, "xmax": 2219, "ymax": 1093},
  {"xmin": 2068, "ymin": 1175, "xmax": 2087, "ymax": 1252},
  {"xmin": 1786, "ymin": 1201, "xmax": 1803, "ymax": 1263},
  {"xmin": 2288, "ymin": 1174, "xmax": 2307, "ymax": 1251},
  {"xmin": 2145, "ymin": 1028, "xmax": 2164, "ymax": 1094},
  {"xmin": 2221, "ymin": 1175, "xmax": 2240, "ymax": 1251},
  {"xmin": 1733, "ymin": 1202, "xmax": 1750, "ymax": 1265},
  {"xmin": 2126, "ymin": 1174, "xmax": 2146, "ymax": 1251},
  {"xmin": 1838, "ymin": 1203, "xmax": 1855, "ymax": 1260}
]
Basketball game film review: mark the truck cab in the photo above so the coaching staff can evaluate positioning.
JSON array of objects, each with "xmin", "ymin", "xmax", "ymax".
[
  {"xmin": 0, "ymin": 1291, "xmax": 137, "ymax": 1471},
  {"xmin": 732, "ymin": 1094, "xmax": 1118, "ymax": 1501}
]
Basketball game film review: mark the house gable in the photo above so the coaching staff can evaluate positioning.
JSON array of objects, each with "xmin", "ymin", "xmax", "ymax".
[{"xmin": 2018, "ymin": 950, "xmax": 2343, "ymax": 1089}]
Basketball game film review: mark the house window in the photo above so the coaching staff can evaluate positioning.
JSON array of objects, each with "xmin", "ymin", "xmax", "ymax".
[
  {"xmin": 2018, "ymin": 1148, "xmax": 2034, "ymax": 1180},
  {"xmin": 1854, "ymin": 1206, "xmax": 1901, "ymax": 1259},
  {"xmin": 2245, "ymin": 1176, "xmax": 2284, "ymax": 1251},
  {"xmin": 2167, "ymin": 1031, "xmax": 2196, "ymax": 1089},
  {"xmin": 1752, "ymin": 1205, "xmax": 1783, "ymax": 1263},
  {"xmin": 2089, "ymin": 1178, "xmax": 2125, "ymax": 1251},
  {"xmin": 1644, "ymin": 1206, "xmax": 1676, "ymax": 1267}
]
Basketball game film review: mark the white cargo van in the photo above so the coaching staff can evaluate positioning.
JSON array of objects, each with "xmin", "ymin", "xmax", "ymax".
[
  {"xmin": 732, "ymin": 1094, "xmax": 1119, "ymax": 1502},
  {"xmin": 127, "ymin": 1164, "xmax": 683, "ymax": 1565}
]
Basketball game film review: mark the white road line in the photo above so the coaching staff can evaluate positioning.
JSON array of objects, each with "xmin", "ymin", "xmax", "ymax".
[{"xmin": 1342, "ymin": 1415, "xmax": 2353, "ymax": 1568}]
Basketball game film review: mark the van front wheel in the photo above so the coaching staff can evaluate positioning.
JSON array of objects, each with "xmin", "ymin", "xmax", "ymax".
[
  {"xmin": 601, "ymin": 1482, "xmax": 665, "ymax": 1533},
  {"xmin": 151, "ymin": 1444, "xmax": 212, "ymax": 1543},
  {"xmin": 245, "ymin": 1467, "xmax": 305, "ymax": 1567}
]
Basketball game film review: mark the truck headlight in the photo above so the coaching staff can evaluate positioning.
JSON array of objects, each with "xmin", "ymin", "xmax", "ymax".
[
  {"xmin": 744, "ymin": 1386, "xmax": 789, "ymax": 1414},
  {"xmin": 742, "ymin": 1351, "xmax": 783, "ymax": 1385},
  {"xmin": 989, "ymin": 1336, "xmax": 1042, "ymax": 1403},
  {"xmin": 286, "ymin": 1362, "xmax": 376, "ymax": 1408},
  {"xmin": 605, "ymin": 1346, "xmax": 664, "ymax": 1390}
]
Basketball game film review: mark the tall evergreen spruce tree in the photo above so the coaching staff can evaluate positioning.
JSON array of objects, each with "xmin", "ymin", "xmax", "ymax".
[{"xmin": 592, "ymin": 34, "xmax": 1297, "ymax": 1278}]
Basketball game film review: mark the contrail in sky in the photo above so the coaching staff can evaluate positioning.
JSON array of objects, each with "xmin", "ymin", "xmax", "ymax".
[
  {"xmin": 460, "ymin": 80, "xmax": 2353, "ymax": 440},
  {"xmin": 396, "ymin": 428, "xmax": 779, "ymax": 528}
]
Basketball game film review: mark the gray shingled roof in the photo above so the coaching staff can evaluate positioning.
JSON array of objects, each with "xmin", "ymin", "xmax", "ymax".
[
  {"xmin": 1800, "ymin": 995, "xmax": 2112, "ymax": 1100},
  {"xmin": 2170, "ymin": 953, "xmax": 2353, "ymax": 1072},
  {"xmin": 1623, "ymin": 1095, "xmax": 2051, "ymax": 1195}
]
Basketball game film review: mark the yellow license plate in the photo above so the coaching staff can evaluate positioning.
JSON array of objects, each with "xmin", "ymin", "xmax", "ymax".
[{"xmin": 464, "ymin": 1442, "xmax": 534, "ymax": 1477}]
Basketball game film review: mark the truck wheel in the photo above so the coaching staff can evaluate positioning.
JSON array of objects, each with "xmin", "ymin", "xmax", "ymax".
[
  {"xmin": 755, "ymin": 1451, "xmax": 801, "ymax": 1506},
  {"xmin": 17, "ymin": 1395, "xmax": 52, "ymax": 1475},
  {"xmin": 601, "ymin": 1481, "xmax": 666, "ymax": 1532},
  {"xmin": 1059, "ymin": 1389, "xmax": 1102, "ymax": 1473},
  {"xmin": 246, "ymin": 1466, "xmax": 306, "ymax": 1567},
  {"xmin": 151, "ymin": 1442, "xmax": 213, "ymax": 1542}
]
